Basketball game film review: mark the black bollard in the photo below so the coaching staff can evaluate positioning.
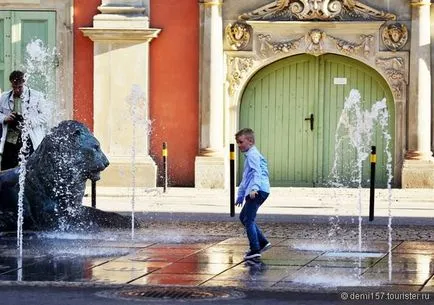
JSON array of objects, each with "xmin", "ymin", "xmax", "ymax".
[
  {"xmin": 162, "ymin": 142, "xmax": 168, "ymax": 193},
  {"xmin": 230, "ymin": 144, "xmax": 235, "ymax": 217},
  {"xmin": 91, "ymin": 180, "xmax": 96, "ymax": 208},
  {"xmin": 369, "ymin": 146, "xmax": 376, "ymax": 221}
]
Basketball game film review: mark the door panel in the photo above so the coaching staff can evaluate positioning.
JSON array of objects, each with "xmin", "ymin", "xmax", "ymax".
[
  {"xmin": 239, "ymin": 54, "xmax": 394, "ymax": 188},
  {"xmin": 240, "ymin": 54, "xmax": 317, "ymax": 186},
  {"xmin": 13, "ymin": 11, "xmax": 56, "ymax": 94},
  {"xmin": 0, "ymin": 11, "xmax": 11, "ymax": 92},
  {"xmin": 319, "ymin": 54, "xmax": 394, "ymax": 187}
]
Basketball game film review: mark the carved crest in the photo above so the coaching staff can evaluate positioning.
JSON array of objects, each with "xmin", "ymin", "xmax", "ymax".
[
  {"xmin": 225, "ymin": 22, "xmax": 251, "ymax": 50},
  {"xmin": 381, "ymin": 23, "xmax": 408, "ymax": 51},
  {"xmin": 238, "ymin": 0, "xmax": 396, "ymax": 21}
]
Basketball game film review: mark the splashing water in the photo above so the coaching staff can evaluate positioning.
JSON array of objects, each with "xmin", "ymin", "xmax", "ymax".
[
  {"xmin": 126, "ymin": 84, "xmax": 152, "ymax": 240},
  {"xmin": 327, "ymin": 89, "xmax": 393, "ymax": 279},
  {"xmin": 16, "ymin": 40, "xmax": 58, "ymax": 272},
  {"xmin": 23, "ymin": 39, "xmax": 61, "ymax": 128}
]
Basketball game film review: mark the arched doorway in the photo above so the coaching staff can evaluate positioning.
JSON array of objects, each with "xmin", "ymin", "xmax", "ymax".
[{"xmin": 239, "ymin": 54, "xmax": 395, "ymax": 187}]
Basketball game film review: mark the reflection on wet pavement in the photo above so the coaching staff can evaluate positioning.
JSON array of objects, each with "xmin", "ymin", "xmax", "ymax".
[{"xmin": 0, "ymin": 232, "xmax": 433, "ymax": 291}]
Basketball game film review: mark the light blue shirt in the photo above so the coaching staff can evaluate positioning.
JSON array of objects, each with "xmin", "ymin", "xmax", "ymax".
[{"xmin": 237, "ymin": 145, "xmax": 270, "ymax": 201}]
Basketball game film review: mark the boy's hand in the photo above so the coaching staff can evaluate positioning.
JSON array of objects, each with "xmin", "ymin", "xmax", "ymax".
[
  {"xmin": 249, "ymin": 190, "xmax": 258, "ymax": 199},
  {"xmin": 235, "ymin": 196, "xmax": 244, "ymax": 207}
]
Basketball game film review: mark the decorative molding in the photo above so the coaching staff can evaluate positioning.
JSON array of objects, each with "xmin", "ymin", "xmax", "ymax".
[
  {"xmin": 225, "ymin": 22, "xmax": 251, "ymax": 50},
  {"xmin": 226, "ymin": 56, "xmax": 256, "ymax": 96},
  {"xmin": 238, "ymin": 0, "xmax": 396, "ymax": 21},
  {"xmin": 329, "ymin": 34, "xmax": 373, "ymax": 57},
  {"xmin": 375, "ymin": 57, "xmax": 407, "ymax": 99},
  {"xmin": 258, "ymin": 33, "xmax": 303, "ymax": 56},
  {"xmin": 381, "ymin": 23, "xmax": 408, "ymax": 51},
  {"xmin": 256, "ymin": 30, "xmax": 373, "ymax": 58},
  {"xmin": 80, "ymin": 28, "xmax": 160, "ymax": 42},
  {"xmin": 0, "ymin": 0, "xmax": 40, "ymax": 4}
]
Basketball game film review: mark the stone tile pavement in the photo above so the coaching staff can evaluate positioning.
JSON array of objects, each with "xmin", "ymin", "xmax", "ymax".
[{"xmin": 0, "ymin": 186, "xmax": 433, "ymax": 295}]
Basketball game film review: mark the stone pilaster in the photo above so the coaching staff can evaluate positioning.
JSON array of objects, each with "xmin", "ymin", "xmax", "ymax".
[
  {"xmin": 402, "ymin": 0, "xmax": 434, "ymax": 187},
  {"xmin": 195, "ymin": 0, "xmax": 225, "ymax": 188},
  {"xmin": 81, "ymin": 0, "xmax": 160, "ymax": 187}
]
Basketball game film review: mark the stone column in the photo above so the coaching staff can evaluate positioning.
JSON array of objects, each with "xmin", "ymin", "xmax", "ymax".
[
  {"xmin": 402, "ymin": 0, "xmax": 434, "ymax": 187},
  {"xmin": 195, "ymin": 0, "xmax": 225, "ymax": 188},
  {"xmin": 81, "ymin": 0, "xmax": 160, "ymax": 187}
]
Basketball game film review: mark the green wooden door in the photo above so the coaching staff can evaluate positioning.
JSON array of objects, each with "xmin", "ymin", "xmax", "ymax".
[
  {"xmin": 0, "ymin": 11, "xmax": 55, "ymax": 93},
  {"xmin": 239, "ymin": 54, "xmax": 394, "ymax": 187}
]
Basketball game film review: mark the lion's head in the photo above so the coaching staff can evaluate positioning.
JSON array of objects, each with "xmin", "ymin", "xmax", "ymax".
[{"xmin": 24, "ymin": 120, "xmax": 109, "ymax": 227}]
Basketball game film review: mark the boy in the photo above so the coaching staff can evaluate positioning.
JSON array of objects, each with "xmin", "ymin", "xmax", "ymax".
[{"xmin": 235, "ymin": 128, "xmax": 271, "ymax": 259}]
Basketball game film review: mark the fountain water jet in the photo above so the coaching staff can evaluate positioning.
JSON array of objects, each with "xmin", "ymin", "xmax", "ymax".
[
  {"xmin": 126, "ymin": 84, "xmax": 153, "ymax": 240},
  {"xmin": 293, "ymin": 89, "xmax": 394, "ymax": 286},
  {"xmin": 331, "ymin": 89, "xmax": 393, "ymax": 277}
]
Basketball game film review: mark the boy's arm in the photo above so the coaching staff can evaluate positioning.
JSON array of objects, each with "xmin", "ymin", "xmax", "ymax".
[
  {"xmin": 246, "ymin": 152, "xmax": 262, "ymax": 192},
  {"xmin": 236, "ymin": 178, "xmax": 246, "ymax": 203}
]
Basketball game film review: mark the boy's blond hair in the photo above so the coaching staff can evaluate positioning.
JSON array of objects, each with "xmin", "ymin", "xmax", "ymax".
[{"xmin": 235, "ymin": 128, "xmax": 255, "ymax": 144}]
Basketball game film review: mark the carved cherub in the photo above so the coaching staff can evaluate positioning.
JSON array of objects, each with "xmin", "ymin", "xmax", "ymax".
[
  {"xmin": 382, "ymin": 23, "xmax": 408, "ymax": 51},
  {"xmin": 305, "ymin": 29, "xmax": 326, "ymax": 54},
  {"xmin": 225, "ymin": 22, "xmax": 251, "ymax": 50}
]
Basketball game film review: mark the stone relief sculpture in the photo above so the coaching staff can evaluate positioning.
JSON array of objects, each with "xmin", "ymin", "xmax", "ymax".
[
  {"xmin": 225, "ymin": 22, "xmax": 251, "ymax": 50},
  {"xmin": 258, "ymin": 33, "xmax": 303, "ymax": 56},
  {"xmin": 376, "ymin": 57, "xmax": 406, "ymax": 99},
  {"xmin": 381, "ymin": 23, "xmax": 408, "ymax": 51},
  {"xmin": 305, "ymin": 29, "xmax": 326, "ymax": 55},
  {"xmin": 329, "ymin": 34, "xmax": 373, "ymax": 57},
  {"xmin": 227, "ymin": 56, "xmax": 255, "ymax": 96},
  {"xmin": 256, "ymin": 30, "xmax": 373, "ymax": 58},
  {"xmin": 238, "ymin": 0, "xmax": 396, "ymax": 21}
]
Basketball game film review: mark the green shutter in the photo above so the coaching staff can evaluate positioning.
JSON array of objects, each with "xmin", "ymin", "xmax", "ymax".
[
  {"xmin": 0, "ymin": 10, "xmax": 55, "ymax": 94},
  {"xmin": 0, "ymin": 11, "xmax": 11, "ymax": 92}
]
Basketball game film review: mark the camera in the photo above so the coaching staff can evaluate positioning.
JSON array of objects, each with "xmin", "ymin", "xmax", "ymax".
[
  {"xmin": 9, "ymin": 112, "xmax": 23, "ymax": 130},
  {"xmin": 12, "ymin": 112, "xmax": 23, "ymax": 122}
]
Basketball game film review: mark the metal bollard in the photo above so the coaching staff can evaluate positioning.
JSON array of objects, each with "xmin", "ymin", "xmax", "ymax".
[
  {"xmin": 230, "ymin": 144, "xmax": 235, "ymax": 217},
  {"xmin": 369, "ymin": 146, "xmax": 376, "ymax": 221},
  {"xmin": 91, "ymin": 180, "xmax": 96, "ymax": 208},
  {"xmin": 162, "ymin": 142, "xmax": 168, "ymax": 193}
]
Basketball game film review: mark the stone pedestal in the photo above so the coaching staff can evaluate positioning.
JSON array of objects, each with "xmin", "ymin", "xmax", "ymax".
[
  {"xmin": 81, "ymin": 1, "xmax": 160, "ymax": 187},
  {"xmin": 195, "ymin": 0, "xmax": 226, "ymax": 188},
  {"xmin": 402, "ymin": 159, "xmax": 434, "ymax": 188},
  {"xmin": 402, "ymin": 0, "xmax": 434, "ymax": 188},
  {"xmin": 195, "ymin": 156, "xmax": 225, "ymax": 189}
]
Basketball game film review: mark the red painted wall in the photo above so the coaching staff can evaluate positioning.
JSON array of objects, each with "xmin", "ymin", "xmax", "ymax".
[
  {"xmin": 150, "ymin": 0, "xmax": 199, "ymax": 186},
  {"xmin": 73, "ymin": 0, "xmax": 199, "ymax": 186},
  {"xmin": 73, "ymin": 0, "xmax": 100, "ymax": 130}
]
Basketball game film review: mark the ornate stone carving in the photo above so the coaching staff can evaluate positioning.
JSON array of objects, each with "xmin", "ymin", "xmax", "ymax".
[
  {"xmin": 381, "ymin": 23, "xmax": 408, "ymax": 51},
  {"xmin": 258, "ymin": 33, "xmax": 303, "ymax": 56},
  {"xmin": 329, "ymin": 34, "xmax": 373, "ymax": 57},
  {"xmin": 257, "ymin": 30, "xmax": 373, "ymax": 58},
  {"xmin": 227, "ymin": 56, "xmax": 255, "ymax": 96},
  {"xmin": 376, "ymin": 57, "xmax": 406, "ymax": 99},
  {"xmin": 225, "ymin": 22, "xmax": 251, "ymax": 50},
  {"xmin": 239, "ymin": 0, "xmax": 396, "ymax": 21},
  {"xmin": 305, "ymin": 29, "xmax": 326, "ymax": 55}
]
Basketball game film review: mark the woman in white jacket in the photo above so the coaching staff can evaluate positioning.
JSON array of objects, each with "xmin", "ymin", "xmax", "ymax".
[{"xmin": 0, "ymin": 71, "xmax": 50, "ymax": 170}]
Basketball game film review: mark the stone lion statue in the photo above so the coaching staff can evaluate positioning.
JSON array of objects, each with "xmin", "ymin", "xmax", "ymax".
[{"xmin": 0, "ymin": 120, "xmax": 134, "ymax": 231}]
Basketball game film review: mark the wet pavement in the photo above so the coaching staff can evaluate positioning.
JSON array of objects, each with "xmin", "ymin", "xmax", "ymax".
[
  {"xmin": 0, "ymin": 222, "xmax": 434, "ymax": 295},
  {"xmin": 1, "ymin": 186, "xmax": 434, "ymax": 303}
]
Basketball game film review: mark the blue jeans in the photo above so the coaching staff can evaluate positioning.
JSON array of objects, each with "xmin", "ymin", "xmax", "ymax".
[{"xmin": 239, "ymin": 191, "xmax": 269, "ymax": 252}]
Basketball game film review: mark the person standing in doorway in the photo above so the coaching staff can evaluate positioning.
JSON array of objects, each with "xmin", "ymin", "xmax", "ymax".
[
  {"xmin": 0, "ymin": 70, "xmax": 49, "ymax": 170},
  {"xmin": 235, "ymin": 128, "xmax": 271, "ymax": 259}
]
